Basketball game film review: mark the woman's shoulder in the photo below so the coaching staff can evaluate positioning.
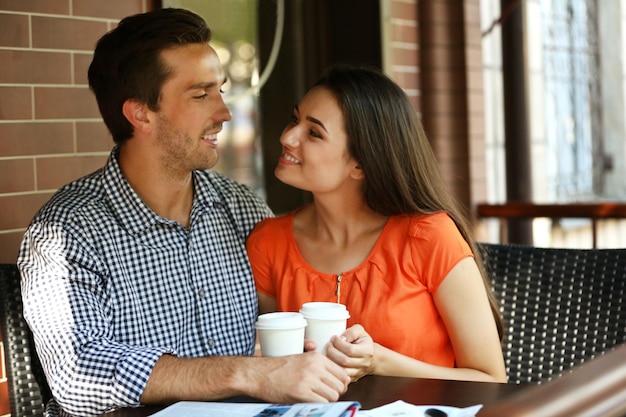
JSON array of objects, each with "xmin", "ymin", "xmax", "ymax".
[
  {"xmin": 249, "ymin": 211, "xmax": 295, "ymax": 239},
  {"xmin": 391, "ymin": 211, "xmax": 458, "ymax": 239}
]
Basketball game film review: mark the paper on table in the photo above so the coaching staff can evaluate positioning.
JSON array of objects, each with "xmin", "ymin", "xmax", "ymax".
[
  {"xmin": 149, "ymin": 401, "xmax": 360, "ymax": 417},
  {"xmin": 356, "ymin": 400, "xmax": 483, "ymax": 417}
]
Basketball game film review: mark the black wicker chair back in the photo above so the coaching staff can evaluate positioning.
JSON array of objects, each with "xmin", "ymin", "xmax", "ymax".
[
  {"xmin": 0, "ymin": 263, "xmax": 51, "ymax": 416},
  {"xmin": 478, "ymin": 243, "xmax": 626, "ymax": 384}
]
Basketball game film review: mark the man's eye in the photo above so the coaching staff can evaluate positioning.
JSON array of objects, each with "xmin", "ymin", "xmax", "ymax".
[{"xmin": 194, "ymin": 93, "xmax": 208, "ymax": 99}]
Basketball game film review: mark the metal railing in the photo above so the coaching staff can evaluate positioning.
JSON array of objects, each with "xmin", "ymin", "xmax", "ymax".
[{"xmin": 476, "ymin": 201, "xmax": 626, "ymax": 248}]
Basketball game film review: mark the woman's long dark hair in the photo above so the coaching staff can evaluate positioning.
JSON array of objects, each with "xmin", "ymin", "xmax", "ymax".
[{"xmin": 314, "ymin": 64, "xmax": 504, "ymax": 339}]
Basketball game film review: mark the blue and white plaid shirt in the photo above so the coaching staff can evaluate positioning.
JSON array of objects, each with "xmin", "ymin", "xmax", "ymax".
[{"xmin": 18, "ymin": 147, "xmax": 273, "ymax": 417}]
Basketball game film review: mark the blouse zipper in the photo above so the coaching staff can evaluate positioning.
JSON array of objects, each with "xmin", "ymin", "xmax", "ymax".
[{"xmin": 335, "ymin": 273, "xmax": 343, "ymax": 303}]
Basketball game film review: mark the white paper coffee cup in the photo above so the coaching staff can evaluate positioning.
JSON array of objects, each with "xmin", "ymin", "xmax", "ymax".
[
  {"xmin": 299, "ymin": 302, "xmax": 350, "ymax": 353},
  {"xmin": 255, "ymin": 312, "xmax": 308, "ymax": 357}
]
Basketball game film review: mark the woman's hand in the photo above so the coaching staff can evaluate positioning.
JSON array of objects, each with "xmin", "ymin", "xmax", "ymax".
[{"xmin": 325, "ymin": 324, "xmax": 376, "ymax": 382}]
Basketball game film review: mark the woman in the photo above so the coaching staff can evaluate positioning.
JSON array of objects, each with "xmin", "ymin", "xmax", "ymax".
[{"xmin": 246, "ymin": 64, "xmax": 507, "ymax": 383}]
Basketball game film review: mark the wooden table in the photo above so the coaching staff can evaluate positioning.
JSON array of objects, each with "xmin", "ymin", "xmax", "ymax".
[{"xmin": 101, "ymin": 377, "xmax": 528, "ymax": 416}]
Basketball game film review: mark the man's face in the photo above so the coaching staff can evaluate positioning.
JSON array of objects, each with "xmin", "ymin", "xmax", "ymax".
[{"xmin": 153, "ymin": 43, "xmax": 231, "ymax": 174}]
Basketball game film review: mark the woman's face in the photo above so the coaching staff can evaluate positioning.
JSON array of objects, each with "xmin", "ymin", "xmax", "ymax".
[{"xmin": 275, "ymin": 86, "xmax": 361, "ymax": 193}]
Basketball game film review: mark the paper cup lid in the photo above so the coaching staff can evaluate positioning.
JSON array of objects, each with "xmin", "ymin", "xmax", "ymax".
[
  {"xmin": 255, "ymin": 312, "xmax": 308, "ymax": 330},
  {"xmin": 299, "ymin": 302, "xmax": 351, "ymax": 320}
]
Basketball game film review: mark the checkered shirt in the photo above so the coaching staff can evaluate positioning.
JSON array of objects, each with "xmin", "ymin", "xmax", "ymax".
[{"xmin": 18, "ymin": 147, "xmax": 273, "ymax": 417}]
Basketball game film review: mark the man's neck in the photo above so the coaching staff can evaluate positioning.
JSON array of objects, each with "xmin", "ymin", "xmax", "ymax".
[{"xmin": 118, "ymin": 145, "xmax": 195, "ymax": 228}]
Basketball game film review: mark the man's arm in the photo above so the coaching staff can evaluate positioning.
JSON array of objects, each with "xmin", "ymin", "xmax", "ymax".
[
  {"xmin": 142, "ymin": 352, "xmax": 349, "ymax": 404},
  {"xmin": 19, "ymin": 222, "xmax": 170, "ymax": 416}
]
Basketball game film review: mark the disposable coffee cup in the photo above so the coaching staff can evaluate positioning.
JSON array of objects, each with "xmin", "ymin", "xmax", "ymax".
[
  {"xmin": 299, "ymin": 302, "xmax": 351, "ymax": 353},
  {"xmin": 255, "ymin": 312, "xmax": 308, "ymax": 357}
]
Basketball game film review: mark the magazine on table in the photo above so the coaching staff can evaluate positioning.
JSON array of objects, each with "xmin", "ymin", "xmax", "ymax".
[{"xmin": 148, "ymin": 401, "xmax": 360, "ymax": 417}]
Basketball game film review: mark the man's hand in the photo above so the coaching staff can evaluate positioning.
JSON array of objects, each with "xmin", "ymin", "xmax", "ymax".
[{"xmin": 246, "ymin": 352, "xmax": 350, "ymax": 403}]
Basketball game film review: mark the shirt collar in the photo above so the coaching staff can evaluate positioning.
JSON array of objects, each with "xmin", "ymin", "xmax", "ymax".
[{"xmin": 102, "ymin": 146, "xmax": 225, "ymax": 236}]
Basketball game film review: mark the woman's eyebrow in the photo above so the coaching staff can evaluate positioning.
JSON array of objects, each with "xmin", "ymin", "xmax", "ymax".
[{"xmin": 295, "ymin": 104, "xmax": 328, "ymax": 133}]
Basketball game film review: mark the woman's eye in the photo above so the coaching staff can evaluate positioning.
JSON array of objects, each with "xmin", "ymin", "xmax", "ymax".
[
  {"xmin": 219, "ymin": 88, "xmax": 225, "ymax": 94},
  {"xmin": 309, "ymin": 128, "xmax": 322, "ymax": 139}
]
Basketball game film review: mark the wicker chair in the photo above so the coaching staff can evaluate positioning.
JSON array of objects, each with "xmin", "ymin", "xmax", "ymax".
[
  {"xmin": 478, "ymin": 243, "xmax": 626, "ymax": 384},
  {"xmin": 0, "ymin": 263, "xmax": 51, "ymax": 417}
]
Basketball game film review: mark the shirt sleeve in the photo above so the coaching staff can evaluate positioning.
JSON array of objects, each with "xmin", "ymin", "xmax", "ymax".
[
  {"xmin": 409, "ymin": 212, "xmax": 474, "ymax": 293},
  {"xmin": 19, "ymin": 221, "xmax": 173, "ymax": 417},
  {"xmin": 246, "ymin": 218, "xmax": 278, "ymax": 298}
]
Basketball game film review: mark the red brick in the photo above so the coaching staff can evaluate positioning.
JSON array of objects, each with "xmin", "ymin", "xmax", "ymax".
[
  {"xmin": 467, "ymin": 90, "xmax": 484, "ymax": 114},
  {"xmin": 32, "ymin": 16, "xmax": 108, "ymax": 51},
  {"xmin": 424, "ymin": 114, "xmax": 470, "ymax": 137},
  {"xmin": 466, "ymin": 69, "xmax": 484, "ymax": 91},
  {"xmin": 0, "ymin": 0, "xmax": 69, "ymax": 14},
  {"xmin": 76, "ymin": 122, "xmax": 114, "ymax": 152},
  {"xmin": 0, "ymin": 193, "xmax": 53, "ymax": 231},
  {"xmin": 391, "ymin": 1, "xmax": 417, "ymax": 20},
  {"xmin": 468, "ymin": 116, "xmax": 486, "ymax": 136},
  {"xmin": 0, "ymin": 231, "xmax": 26, "ymax": 263},
  {"xmin": 421, "ymin": 22, "xmax": 465, "ymax": 47},
  {"xmin": 464, "ymin": 1, "xmax": 482, "ymax": 25},
  {"xmin": 421, "ymin": 68, "xmax": 467, "ymax": 92},
  {"xmin": 0, "ymin": 122, "xmax": 74, "ymax": 156},
  {"xmin": 0, "ymin": 13, "xmax": 29, "ymax": 47},
  {"xmin": 465, "ymin": 45, "xmax": 483, "ymax": 69},
  {"xmin": 423, "ymin": 91, "xmax": 467, "ymax": 116},
  {"xmin": 0, "ymin": 50, "xmax": 72, "ymax": 84},
  {"xmin": 36, "ymin": 155, "xmax": 107, "ymax": 190},
  {"xmin": 0, "ymin": 159, "xmax": 35, "ymax": 193},
  {"xmin": 392, "ymin": 23, "xmax": 418, "ymax": 44},
  {"xmin": 407, "ymin": 95, "xmax": 421, "ymax": 113},
  {"xmin": 34, "ymin": 87, "xmax": 100, "ymax": 119},
  {"xmin": 0, "ymin": 86, "xmax": 33, "ymax": 119},
  {"xmin": 391, "ymin": 70, "xmax": 420, "ymax": 91},
  {"xmin": 419, "ymin": 46, "xmax": 465, "ymax": 69},
  {"xmin": 431, "ymin": 134, "xmax": 470, "ymax": 161},
  {"xmin": 420, "ymin": 1, "xmax": 463, "ymax": 24},
  {"xmin": 74, "ymin": 52, "xmax": 93, "ymax": 85},
  {"xmin": 73, "ymin": 0, "xmax": 145, "ymax": 19},
  {"xmin": 391, "ymin": 47, "xmax": 418, "ymax": 66}
]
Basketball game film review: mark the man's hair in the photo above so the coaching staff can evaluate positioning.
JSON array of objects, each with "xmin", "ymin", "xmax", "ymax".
[{"xmin": 88, "ymin": 8, "xmax": 212, "ymax": 144}]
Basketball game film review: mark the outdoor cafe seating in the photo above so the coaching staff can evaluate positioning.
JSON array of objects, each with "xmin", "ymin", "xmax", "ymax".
[{"xmin": 1, "ymin": 243, "xmax": 626, "ymax": 416}]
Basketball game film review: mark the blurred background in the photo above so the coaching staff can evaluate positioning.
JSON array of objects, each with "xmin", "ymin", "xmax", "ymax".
[
  {"xmin": 2, "ymin": 1, "xmax": 626, "ymax": 413},
  {"xmin": 1, "ymin": 0, "xmax": 626, "ymax": 263}
]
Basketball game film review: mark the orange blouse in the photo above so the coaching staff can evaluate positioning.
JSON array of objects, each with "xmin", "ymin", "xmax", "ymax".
[{"xmin": 246, "ymin": 211, "xmax": 473, "ymax": 367}]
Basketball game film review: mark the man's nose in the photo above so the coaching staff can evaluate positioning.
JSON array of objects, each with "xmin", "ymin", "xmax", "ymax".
[{"xmin": 216, "ymin": 95, "xmax": 232, "ymax": 122}]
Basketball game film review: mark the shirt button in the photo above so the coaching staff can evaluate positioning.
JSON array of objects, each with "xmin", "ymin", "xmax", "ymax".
[
  {"xmin": 198, "ymin": 289, "xmax": 205, "ymax": 297},
  {"xmin": 208, "ymin": 339, "xmax": 215, "ymax": 347}
]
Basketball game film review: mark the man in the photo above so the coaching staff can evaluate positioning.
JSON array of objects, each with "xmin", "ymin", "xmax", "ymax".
[{"xmin": 18, "ymin": 8, "xmax": 349, "ymax": 417}]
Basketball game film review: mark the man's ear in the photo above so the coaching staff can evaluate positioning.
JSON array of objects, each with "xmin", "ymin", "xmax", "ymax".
[{"xmin": 122, "ymin": 99, "xmax": 152, "ymax": 133}]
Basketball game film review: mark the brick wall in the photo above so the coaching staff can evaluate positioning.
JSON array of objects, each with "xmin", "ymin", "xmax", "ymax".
[
  {"xmin": 0, "ymin": 1, "xmax": 155, "ymax": 414},
  {"xmin": 387, "ymin": 0, "xmax": 421, "ymax": 111},
  {"xmin": 387, "ymin": 0, "xmax": 487, "ymax": 232},
  {"xmin": 0, "ymin": 0, "xmax": 155, "ymax": 265}
]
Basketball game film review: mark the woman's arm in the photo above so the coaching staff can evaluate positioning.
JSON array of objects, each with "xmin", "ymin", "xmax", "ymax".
[
  {"xmin": 257, "ymin": 291, "xmax": 278, "ymax": 314},
  {"xmin": 326, "ymin": 257, "xmax": 507, "ymax": 383}
]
